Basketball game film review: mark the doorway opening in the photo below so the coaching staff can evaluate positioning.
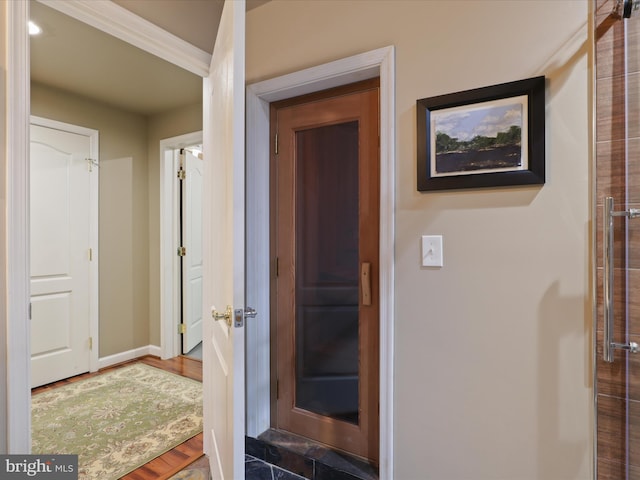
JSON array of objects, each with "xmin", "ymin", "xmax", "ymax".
[
  {"xmin": 160, "ymin": 132, "xmax": 204, "ymax": 361},
  {"xmin": 178, "ymin": 144, "xmax": 204, "ymax": 358},
  {"xmin": 7, "ymin": 0, "xmax": 207, "ymax": 456},
  {"xmin": 245, "ymin": 45, "xmax": 395, "ymax": 479}
]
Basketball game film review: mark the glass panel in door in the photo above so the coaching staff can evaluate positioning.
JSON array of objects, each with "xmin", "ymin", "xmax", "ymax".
[{"xmin": 294, "ymin": 121, "xmax": 360, "ymax": 424}]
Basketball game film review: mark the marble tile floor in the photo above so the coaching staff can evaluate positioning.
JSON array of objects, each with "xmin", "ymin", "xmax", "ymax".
[
  {"xmin": 247, "ymin": 430, "xmax": 378, "ymax": 480},
  {"xmin": 246, "ymin": 455, "xmax": 307, "ymax": 480}
]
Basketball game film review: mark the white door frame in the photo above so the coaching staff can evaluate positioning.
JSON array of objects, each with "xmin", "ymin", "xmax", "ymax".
[
  {"xmin": 6, "ymin": 0, "xmax": 32, "ymax": 454},
  {"xmin": 159, "ymin": 131, "xmax": 203, "ymax": 360},
  {"xmin": 5, "ymin": 0, "xmax": 211, "ymax": 453},
  {"xmin": 245, "ymin": 46, "xmax": 396, "ymax": 479},
  {"xmin": 30, "ymin": 115, "xmax": 100, "ymax": 378}
]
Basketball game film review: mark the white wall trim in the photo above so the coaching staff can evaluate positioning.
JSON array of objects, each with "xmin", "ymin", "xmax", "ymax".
[
  {"xmin": 245, "ymin": 45, "xmax": 396, "ymax": 479},
  {"xmin": 98, "ymin": 345, "xmax": 162, "ymax": 370},
  {"xmin": 6, "ymin": 0, "xmax": 32, "ymax": 454},
  {"xmin": 37, "ymin": 0, "xmax": 211, "ymax": 77},
  {"xmin": 159, "ymin": 131, "xmax": 203, "ymax": 360},
  {"xmin": 30, "ymin": 115, "xmax": 100, "ymax": 375}
]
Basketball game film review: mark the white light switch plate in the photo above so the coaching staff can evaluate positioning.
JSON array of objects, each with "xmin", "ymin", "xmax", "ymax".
[{"xmin": 422, "ymin": 235, "xmax": 443, "ymax": 267}]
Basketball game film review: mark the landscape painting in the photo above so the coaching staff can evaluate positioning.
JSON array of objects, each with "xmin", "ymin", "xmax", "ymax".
[
  {"xmin": 416, "ymin": 76, "xmax": 546, "ymax": 191},
  {"xmin": 430, "ymin": 95, "xmax": 528, "ymax": 178}
]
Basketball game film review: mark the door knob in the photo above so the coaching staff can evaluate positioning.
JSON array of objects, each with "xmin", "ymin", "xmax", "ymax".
[{"xmin": 212, "ymin": 305, "xmax": 233, "ymax": 327}]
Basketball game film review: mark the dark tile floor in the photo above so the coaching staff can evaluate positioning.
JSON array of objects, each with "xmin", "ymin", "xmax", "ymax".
[
  {"xmin": 247, "ymin": 430, "xmax": 378, "ymax": 480},
  {"xmin": 246, "ymin": 455, "xmax": 307, "ymax": 480},
  {"xmin": 169, "ymin": 430, "xmax": 378, "ymax": 480}
]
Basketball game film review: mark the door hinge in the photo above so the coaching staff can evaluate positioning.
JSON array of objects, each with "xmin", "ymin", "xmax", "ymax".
[
  {"xmin": 89, "ymin": 337, "xmax": 93, "ymax": 350},
  {"xmin": 177, "ymin": 246, "xmax": 186, "ymax": 256},
  {"xmin": 86, "ymin": 158, "xmax": 99, "ymax": 172},
  {"xmin": 275, "ymin": 257, "xmax": 279, "ymax": 277},
  {"xmin": 88, "ymin": 248, "xmax": 93, "ymax": 261},
  {"xmin": 178, "ymin": 323, "xmax": 186, "ymax": 334},
  {"xmin": 177, "ymin": 168, "xmax": 186, "ymax": 180},
  {"xmin": 274, "ymin": 132, "xmax": 279, "ymax": 155},
  {"xmin": 276, "ymin": 379, "xmax": 280, "ymax": 399},
  {"xmin": 29, "ymin": 302, "xmax": 32, "ymax": 320}
]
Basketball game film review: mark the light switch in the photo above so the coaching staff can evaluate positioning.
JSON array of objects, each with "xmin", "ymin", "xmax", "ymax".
[{"xmin": 422, "ymin": 235, "xmax": 443, "ymax": 267}]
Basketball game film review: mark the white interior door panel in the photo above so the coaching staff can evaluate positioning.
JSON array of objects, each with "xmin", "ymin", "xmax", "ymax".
[
  {"xmin": 202, "ymin": 0, "xmax": 246, "ymax": 478},
  {"xmin": 182, "ymin": 149, "xmax": 204, "ymax": 353},
  {"xmin": 30, "ymin": 123, "xmax": 95, "ymax": 387}
]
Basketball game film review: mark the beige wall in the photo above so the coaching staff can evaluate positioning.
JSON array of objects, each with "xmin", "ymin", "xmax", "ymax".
[
  {"xmin": 147, "ymin": 101, "xmax": 202, "ymax": 346},
  {"xmin": 30, "ymin": 84, "xmax": 203, "ymax": 355},
  {"xmin": 31, "ymin": 84, "xmax": 202, "ymax": 358},
  {"xmin": 31, "ymin": 82, "xmax": 150, "ymax": 356},
  {"xmin": 247, "ymin": 1, "xmax": 592, "ymax": 478}
]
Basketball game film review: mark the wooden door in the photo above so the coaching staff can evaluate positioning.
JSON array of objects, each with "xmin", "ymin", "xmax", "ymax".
[{"xmin": 272, "ymin": 80, "xmax": 380, "ymax": 462}]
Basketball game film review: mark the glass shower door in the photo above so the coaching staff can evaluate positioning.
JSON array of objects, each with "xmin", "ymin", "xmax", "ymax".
[{"xmin": 595, "ymin": 1, "xmax": 640, "ymax": 477}]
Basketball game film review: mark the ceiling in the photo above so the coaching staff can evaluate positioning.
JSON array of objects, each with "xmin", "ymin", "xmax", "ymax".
[{"xmin": 30, "ymin": 0, "xmax": 269, "ymax": 117}]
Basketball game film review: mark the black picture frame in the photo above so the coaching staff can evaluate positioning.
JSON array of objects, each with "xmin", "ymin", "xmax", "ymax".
[{"xmin": 417, "ymin": 76, "xmax": 545, "ymax": 192}]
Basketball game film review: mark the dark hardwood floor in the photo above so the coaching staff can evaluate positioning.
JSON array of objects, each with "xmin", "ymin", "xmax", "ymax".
[{"xmin": 32, "ymin": 355, "xmax": 205, "ymax": 480}]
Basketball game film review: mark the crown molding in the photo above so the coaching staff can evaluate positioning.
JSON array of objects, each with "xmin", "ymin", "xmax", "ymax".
[{"xmin": 37, "ymin": 0, "xmax": 211, "ymax": 77}]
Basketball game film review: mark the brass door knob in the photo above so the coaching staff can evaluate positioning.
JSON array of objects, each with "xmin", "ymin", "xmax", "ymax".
[{"xmin": 212, "ymin": 305, "xmax": 233, "ymax": 327}]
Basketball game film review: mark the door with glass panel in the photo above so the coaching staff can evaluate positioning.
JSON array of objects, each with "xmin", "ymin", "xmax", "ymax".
[
  {"xmin": 595, "ymin": 1, "xmax": 640, "ymax": 477},
  {"xmin": 272, "ymin": 80, "xmax": 380, "ymax": 462}
]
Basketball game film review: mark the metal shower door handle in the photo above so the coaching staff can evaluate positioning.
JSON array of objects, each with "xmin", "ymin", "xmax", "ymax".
[{"xmin": 603, "ymin": 197, "xmax": 640, "ymax": 362}]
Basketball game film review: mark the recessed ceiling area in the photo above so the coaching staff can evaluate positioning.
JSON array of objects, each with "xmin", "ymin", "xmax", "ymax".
[{"xmin": 30, "ymin": 1, "xmax": 203, "ymax": 116}]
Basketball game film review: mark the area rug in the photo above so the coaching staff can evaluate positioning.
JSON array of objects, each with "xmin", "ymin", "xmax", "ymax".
[{"xmin": 32, "ymin": 363, "xmax": 203, "ymax": 480}]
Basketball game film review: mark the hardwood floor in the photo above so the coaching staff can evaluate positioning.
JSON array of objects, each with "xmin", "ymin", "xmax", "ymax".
[{"xmin": 32, "ymin": 355, "xmax": 205, "ymax": 480}]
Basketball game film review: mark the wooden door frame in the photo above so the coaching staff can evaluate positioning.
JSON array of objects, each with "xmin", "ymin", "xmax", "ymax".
[
  {"xmin": 246, "ymin": 46, "xmax": 395, "ymax": 479},
  {"xmin": 159, "ymin": 131, "xmax": 203, "ymax": 360}
]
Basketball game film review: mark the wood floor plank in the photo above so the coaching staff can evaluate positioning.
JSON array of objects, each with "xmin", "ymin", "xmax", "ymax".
[{"xmin": 31, "ymin": 355, "xmax": 204, "ymax": 480}]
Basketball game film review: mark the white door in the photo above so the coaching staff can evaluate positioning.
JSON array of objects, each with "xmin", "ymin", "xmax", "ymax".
[
  {"xmin": 182, "ymin": 149, "xmax": 204, "ymax": 353},
  {"xmin": 30, "ymin": 123, "xmax": 96, "ymax": 388},
  {"xmin": 202, "ymin": 0, "xmax": 246, "ymax": 479}
]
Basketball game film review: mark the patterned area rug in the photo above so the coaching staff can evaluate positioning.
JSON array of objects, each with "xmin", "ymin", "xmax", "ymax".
[{"xmin": 32, "ymin": 363, "xmax": 203, "ymax": 480}]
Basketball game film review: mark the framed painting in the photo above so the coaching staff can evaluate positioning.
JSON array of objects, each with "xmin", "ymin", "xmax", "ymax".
[{"xmin": 417, "ymin": 76, "xmax": 545, "ymax": 191}]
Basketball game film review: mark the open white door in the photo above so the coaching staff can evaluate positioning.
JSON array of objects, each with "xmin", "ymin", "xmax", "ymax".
[
  {"xmin": 202, "ymin": 1, "xmax": 246, "ymax": 479},
  {"xmin": 182, "ymin": 149, "xmax": 204, "ymax": 354}
]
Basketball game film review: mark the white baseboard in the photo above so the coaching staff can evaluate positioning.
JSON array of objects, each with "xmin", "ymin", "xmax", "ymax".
[{"xmin": 98, "ymin": 345, "xmax": 163, "ymax": 370}]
